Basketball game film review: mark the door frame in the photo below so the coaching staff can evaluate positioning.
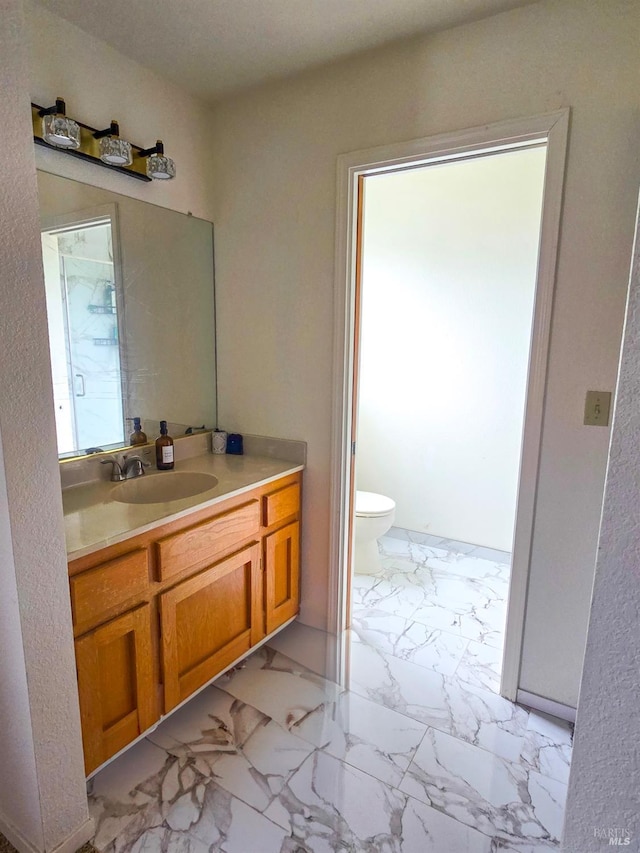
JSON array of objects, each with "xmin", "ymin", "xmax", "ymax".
[{"xmin": 329, "ymin": 110, "xmax": 569, "ymax": 697}]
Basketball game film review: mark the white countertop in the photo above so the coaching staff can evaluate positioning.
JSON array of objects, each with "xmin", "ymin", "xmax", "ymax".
[{"xmin": 63, "ymin": 453, "xmax": 303, "ymax": 561}]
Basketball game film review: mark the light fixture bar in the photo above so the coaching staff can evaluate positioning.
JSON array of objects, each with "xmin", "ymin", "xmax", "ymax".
[{"xmin": 31, "ymin": 102, "xmax": 175, "ymax": 182}]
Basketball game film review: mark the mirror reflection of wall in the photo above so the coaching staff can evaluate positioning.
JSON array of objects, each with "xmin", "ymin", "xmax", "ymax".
[
  {"xmin": 42, "ymin": 213, "xmax": 126, "ymax": 456},
  {"xmin": 37, "ymin": 171, "xmax": 217, "ymax": 459}
]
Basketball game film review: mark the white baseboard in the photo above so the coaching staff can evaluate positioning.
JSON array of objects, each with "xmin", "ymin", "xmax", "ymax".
[
  {"xmin": 51, "ymin": 818, "xmax": 94, "ymax": 853},
  {"xmin": 517, "ymin": 688, "xmax": 576, "ymax": 723},
  {"xmin": 0, "ymin": 813, "xmax": 94, "ymax": 853}
]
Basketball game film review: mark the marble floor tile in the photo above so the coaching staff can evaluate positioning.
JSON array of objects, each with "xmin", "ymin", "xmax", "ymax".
[
  {"xmin": 491, "ymin": 838, "xmax": 559, "ymax": 852},
  {"xmin": 399, "ymin": 728, "xmax": 566, "ymax": 845},
  {"xmin": 427, "ymin": 552, "xmax": 511, "ymax": 583},
  {"xmin": 265, "ymin": 749, "xmax": 497, "ymax": 853},
  {"xmin": 87, "ymin": 526, "xmax": 574, "ymax": 853},
  {"xmin": 348, "ymin": 642, "xmax": 528, "ymax": 763},
  {"xmin": 147, "ymin": 684, "xmax": 268, "ymax": 754},
  {"xmin": 400, "ymin": 795, "xmax": 495, "ymax": 852},
  {"xmin": 519, "ymin": 711, "xmax": 573, "ymax": 786},
  {"xmin": 88, "ymin": 738, "xmax": 171, "ymax": 851},
  {"xmin": 264, "ymin": 749, "xmax": 407, "ymax": 850},
  {"xmin": 350, "ymin": 609, "xmax": 469, "ymax": 676},
  {"xmin": 220, "ymin": 647, "xmax": 344, "ymax": 733},
  {"xmin": 354, "ymin": 561, "xmax": 509, "ymax": 649},
  {"xmin": 455, "ymin": 640, "xmax": 504, "ymax": 694},
  {"xmin": 293, "ymin": 688, "xmax": 427, "ymax": 787},
  {"xmin": 102, "ymin": 778, "xmax": 292, "ymax": 853}
]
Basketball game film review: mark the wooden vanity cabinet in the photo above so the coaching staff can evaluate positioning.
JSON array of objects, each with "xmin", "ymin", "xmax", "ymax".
[
  {"xmin": 262, "ymin": 482, "xmax": 300, "ymax": 634},
  {"xmin": 74, "ymin": 604, "xmax": 156, "ymax": 774},
  {"xmin": 68, "ymin": 471, "xmax": 301, "ymax": 775}
]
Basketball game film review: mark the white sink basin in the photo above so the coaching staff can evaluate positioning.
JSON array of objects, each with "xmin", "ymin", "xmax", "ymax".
[{"xmin": 111, "ymin": 471, "xmax": 218, "ymax": 504}]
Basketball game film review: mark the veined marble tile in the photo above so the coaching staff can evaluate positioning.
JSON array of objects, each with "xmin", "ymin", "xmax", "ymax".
[
  {"xmin": 428, "ymin": 552, "xmax": 511, "ymax": 582},
  {"xmin": 351, "ymin": 610, "xmax": 469, "ymax": 676},
  {"xmin": 209, "ymin": 719, "xmax": 315, "ymax": 811},
  {"xmin": 401, "ymin": 795, "xmax": 494, "ymax": 852},
  {"xmin": 356, "ymin": 567, "xmax": 509, "ymax": 648},
  {"xmin": 148, "ymin": 670, "xmax": 321, "ymax": 813},
  {"xmin": 264, "ymin": 749, "xmax": 407, "ymax": 849},
  {"xmin": 148, "ymin": 684, "xmax": 268, "ymax": 754},
  {"xmin": 293, "ymin": 688, "xmax": 427, "ymax": 787},
  {"xmin": 457, "ymin": 604, "xmax": 508, "ymax": 649},
  {"xmin": 348, "ymin": 642, "xmax": 528, "ymax": 762},
  {"xmin": 88, "ymin": 737, "xmax": 171, "ymax": 850},
  {"xmin": 399, "ymin": 728, "xmax": 567, "ymax": 844},
  {"xmin": 416, "ymin": 572, "xmax": 508, "ymax": 614},
  {"xmin": 491, "ymin": 838, "xmax": 559, "ymax": 851},
  {"xmin": 265, "ymin": 749, "xmax": 495, "ymax": 853},
  {"xmin": 104, "ymin": 778, "xmax": 291, "ymax": 853},
  {"xmin": 455, "ymin": 640, "xmax": 504, "ymax": 694},
  {"xmin": 378, "ymin": 536, "xmax": 414, "ymax": 560},
  {"xmin": 266, "ymin": 621, "xmax": 339, "ymax": 680},
  {"xmin": 189, "ymin": 782, "xmax": 291, "ymax": 853},
  {"xmin": 220, "ymin": 647, "xmax": 343, "ymax": 733},
  {"xmin": 519, "ymin": 711, "xmax": 573, "ymax": 786}
]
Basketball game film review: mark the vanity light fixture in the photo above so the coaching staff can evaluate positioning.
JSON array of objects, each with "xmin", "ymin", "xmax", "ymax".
[
  {"xmin": 31, "ymin": 97, "xmax": 177, "ymax": 183},
  {"xmin": 39, "ymin": 98, "xmax": 81, "ymax": 149},
  {"xmin": 137, "ymin": 140, "xmax": 176, "ymax": 181},
  {"xmin": 94, "ymin": 120, "xmax": 133, "ymax": 166}
]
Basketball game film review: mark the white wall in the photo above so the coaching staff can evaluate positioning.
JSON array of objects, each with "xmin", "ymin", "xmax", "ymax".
[
  {"xmin": 357, "ymin": 147, "xmax": 546, "ymax": 551},
  {"xmin": 0, "ymin": 4, "xmax": 220, "ymax": 850},
  {"xmin": 0, "ymin": 3, "xmax": 92, "ymax": 850},
  {"xmin": 561, "ymin": 202, "xmax": 640, "ymax": 850},
  {"xmin": 210, "ymin": 0, "xmax": 640, "ymax": 706},
  {"xmin": 24, "ymin": 0, "xmax": 216, "ymax": 222}
]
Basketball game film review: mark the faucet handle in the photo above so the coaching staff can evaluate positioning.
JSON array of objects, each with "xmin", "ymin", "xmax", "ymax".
[
  {"xmin": 100, "ymin": 456, "xmax": 125, "ymax": 482},
  {"xmin": 122, "ymin": 454, "xmax": 151, "ymax": 478}
]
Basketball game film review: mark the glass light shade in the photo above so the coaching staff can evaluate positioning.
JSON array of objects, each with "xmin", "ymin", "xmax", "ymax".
[
  {"xmin": 42, "ymin": 114, "xmax": 81, "ymax": 149},
  {"xmin": 146, "ymin": 154, "xmax": 176, "ymax": 180},
  {"xmin": 99, "ymin": 136, "xmax": 133, "ymax": 166}
]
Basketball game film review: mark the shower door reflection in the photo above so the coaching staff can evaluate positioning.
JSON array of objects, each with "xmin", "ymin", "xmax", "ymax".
[{"xmin": 42, "ymin": 215, "xmax": 125, "ymax": 456}]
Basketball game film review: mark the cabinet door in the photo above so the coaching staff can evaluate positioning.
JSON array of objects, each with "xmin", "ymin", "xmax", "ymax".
[
  {"xmin": 264, "ymin": 521, "xmax": 300, "ymax": 635},
  {"xmin": 75, "ymin": 604, "xmax": 157, "ymax": 775},
  {"xmin": 160, "ymin": 544, "xmax": 261, "ymax": 712}
]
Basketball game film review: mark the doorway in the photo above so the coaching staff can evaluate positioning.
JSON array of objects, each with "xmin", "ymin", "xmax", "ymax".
[{"xmin": 330, "ymin": 111, "xmax": 569, "ymax": 700}]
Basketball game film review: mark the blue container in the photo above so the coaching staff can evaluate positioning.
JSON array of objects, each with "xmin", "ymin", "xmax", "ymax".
[{"xmin": 226, "ymin": 433, "xmax": 243, "ymax": 455}]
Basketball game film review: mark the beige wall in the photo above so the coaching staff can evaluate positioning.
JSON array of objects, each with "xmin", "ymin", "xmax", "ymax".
[
  {"xmin": 210, "ymin": 0, "xmax": 640, "ymax": 706},
  {"xmin": 357, "ymin": 147, "xmax": 546, "ymax": 552},
  {"xmin": 0, "ymin": 2, "xmax": 92, "ymax": 850},
  {"xmin": 24, "ymin": 0, "xmax": 216, "ymax": 222},
  {"xmin": 562, "ymin": 201, "xmax": 640, "ymax": 850},
  {"xmin": 0, "ymin": 3, "xmax": 220, "ymax": 849}
]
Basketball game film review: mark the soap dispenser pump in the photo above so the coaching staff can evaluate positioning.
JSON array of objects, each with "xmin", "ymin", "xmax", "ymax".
[{"xmin": 129, "ymin": 417, "xmax": 147, "ymax": 446}]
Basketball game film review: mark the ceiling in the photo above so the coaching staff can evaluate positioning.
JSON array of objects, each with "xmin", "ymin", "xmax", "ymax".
[{"xmin": 35, "ymin": 0, "xmax": 539, "ymax": 103}]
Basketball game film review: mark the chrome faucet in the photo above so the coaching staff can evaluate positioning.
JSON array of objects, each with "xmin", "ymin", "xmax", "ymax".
[
  {"xmin": 100, "ymin": 456, "xmax": 125, "ymax": 482},
  {"xmin": 122, "ymin": 455, "xmax": 151, "ymax": 479}
]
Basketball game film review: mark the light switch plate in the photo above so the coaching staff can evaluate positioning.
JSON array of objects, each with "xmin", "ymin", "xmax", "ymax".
[{"xmin": 584, "ymin": 390, "xmax": 612, "ymax": 426}]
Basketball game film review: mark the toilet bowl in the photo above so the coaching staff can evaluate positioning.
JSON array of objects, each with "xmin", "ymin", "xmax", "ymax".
[{"xmin": 354, "ymin": 490, "xmax": 396, "ymax": 575}]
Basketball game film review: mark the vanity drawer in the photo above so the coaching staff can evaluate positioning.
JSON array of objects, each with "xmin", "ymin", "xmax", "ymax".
[
  {"xmin": 263, "ymin": 482, "xmax": 300, "ymax": 528},
  {"xmin": 156, "ymin": 500, "xmax": 260, "ymax": 581},
  {"xmin": 70, "ymin": 548, "xmax": 149, "ymax": 633}
]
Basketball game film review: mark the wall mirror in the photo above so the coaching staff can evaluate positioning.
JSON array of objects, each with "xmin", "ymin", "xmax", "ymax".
[{"xmin": 37, "ymin": 171, "xmax": 216, "ymax": 459}]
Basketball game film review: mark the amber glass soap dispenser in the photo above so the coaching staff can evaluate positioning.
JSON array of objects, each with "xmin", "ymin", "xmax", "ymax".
[
  {"xmin": 155, "ymin": 420, "xmax": 174, "ymax": 470},
  {"xmin": 129, "ymin": 417, "xmax": 147, "ymax": 446}
]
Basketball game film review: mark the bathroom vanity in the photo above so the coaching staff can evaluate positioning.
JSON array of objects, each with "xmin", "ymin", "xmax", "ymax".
[{"xmin": 63, "ymin": 448, "xmax": 302, "ymax": 775}]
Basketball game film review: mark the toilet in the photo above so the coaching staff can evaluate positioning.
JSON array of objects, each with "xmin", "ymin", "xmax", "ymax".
[{"xmin": 354, "ymin": 490, "xmax": 396, "ymax": 574}]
